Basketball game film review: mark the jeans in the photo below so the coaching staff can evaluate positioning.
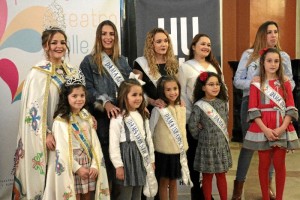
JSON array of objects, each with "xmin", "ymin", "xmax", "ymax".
[{"xmin": 235, "ymin": 96, "xmax": 274, "ymax": 181}]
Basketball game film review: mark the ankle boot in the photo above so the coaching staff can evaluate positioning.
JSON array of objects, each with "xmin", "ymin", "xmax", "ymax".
[
  {"xmin": 231, "ymin": 180, "xmax": 244, "ymax": 200},
  {"xmin": 269, "ymin": 179, "xmax": 276, "ymax": 200}
]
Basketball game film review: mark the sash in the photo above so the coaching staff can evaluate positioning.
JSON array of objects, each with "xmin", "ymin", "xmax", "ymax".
[
  {"xmin": 124, "ymin": 115, "xmax": 158, "ymax": 197},
  {"xmin": 70, "ymin": 111, "xmax": 93, "ymax": 161},
  {"xmin": 185, "ymin": 59, "xmax": 204, "ymax": 74},
  {"xmin": 252, "ymin": 82, "xmax": 286, "ymax": 111},
  {"xmin": 156, "ymin": 108, "xmax": 193, "ymax": 186},
  {"xmin": 102, "ymin": 52, "xmax": 125, "ymax": 87},
  {"xmin": 195, "ymin": 100, "xmax": 229, "ymax": 142},
  {"xmin": 135, "ymin": 56, "xmax": 161, "ymax": 87}
]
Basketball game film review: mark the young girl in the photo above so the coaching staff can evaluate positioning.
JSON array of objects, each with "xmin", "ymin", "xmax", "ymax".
[
  {"xmin": 188, "ymin": 72, "xmax": 232, "ymax": 200},
  {"xmin": 43, "ymin": 73, "xmax": 110, "ymax": 200},
  {"xmin": 149, "ymin": 76, "xmax": 192, "ymax": 200},
  {"xmin": 243, "ymin": 48, "xmax": 300, "ymax": 200},
  {"xmin": 109, "ymin": 78, "xmax": 157, "ymax": 200}
]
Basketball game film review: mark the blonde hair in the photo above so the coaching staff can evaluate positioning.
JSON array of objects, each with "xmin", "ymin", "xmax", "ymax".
[
  {"xmin": 246, "ymin": 21, "xmax": 282, "ymax": 67},
  {"xmin": 91, "ymin": 20, "xmax": 120, "ymax": 74},
  {"xmin": 143, "ymin": 28, "xmax": 178, "ymax": 78}
]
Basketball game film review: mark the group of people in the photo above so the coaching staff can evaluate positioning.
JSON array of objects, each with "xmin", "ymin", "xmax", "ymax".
[{"xmin": 11, "ymin": 19, "xmax": 299, "ymax": 200}]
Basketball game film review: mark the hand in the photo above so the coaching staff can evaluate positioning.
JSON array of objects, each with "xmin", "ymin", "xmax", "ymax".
[
  {"xmin": 92, "ymin": 116, "xmax": 97, "ymax": 130},
  {"xmin": 76, "ymin": 167, "xmax": 90, "ymax": 180},
  {"xmin": 116, "ymin": 167, "xmax": 124, "ymax": 180},
  {"xmin": 150, "ymin": 98, "xmax": 166, "ymax": 108},
  {"xmin": 283, "ymin": 75, "xmax": 289, "ymax": 82},
  {"xmin": 151, "ymin": 163, "xmax": 155, "ymax": 171},
  {"xmin": 89, "ymin": 167, "xmax": 98, "ymax": 179},
  {"xmin": 251, "ymin": 76, "xmax": 260, "ymax": 83},
  {"xmin": 104, "ymin": 102, "xmax": 120, "ymax": 119},
  {"xmin": 263, "ymin": 128, "xmax": 278, "ymax": 141},
  {"xmin": 46, "ymin": 133, "xmax": 56, "ymax": 151},
  {"xmin": 197, "ymin": 123, "xmax": 203, "ymax": 130},
  {"xmin": 180, "ymin": 99, "xmax": 186, "ymax": 107},
  {"xmin": 273, "ymin": 127, "xmax": 285, "ymax": 138}
]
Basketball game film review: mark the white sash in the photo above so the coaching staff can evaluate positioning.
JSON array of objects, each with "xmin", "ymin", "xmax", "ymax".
[
  {"xmin": 135, "ymin": 56, "xmax": 161, "ymax": 87},
  {"xmin": 252, "ymin": 82, "xmax": 286, "ymax": 111},
  {"xmin": 124, "ymin": 116, "xmax": 158, "ymax": 197},
  {"xmin": 195, "ymin": 100, "xmax": 229, "ymax": 142},
  {"xmin": 185, "ymin": 59, "xmax": 203, "ymax": 73},
  {"xmin": 101, "ymin": 52, "xmax": 124, "ymax": 87},
  {"xmin": 157, "ymin": 108, "xmax": 193, "ymax": 186}
]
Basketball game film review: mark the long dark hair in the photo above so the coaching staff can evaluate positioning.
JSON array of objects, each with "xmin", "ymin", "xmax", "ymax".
[
  {"xmin": 188, "ymin": 33, "xmax": 222, "ymax": 76},
  {"xmin": 53, "ymin": 84, "xmax": 87, "ymax": 122},
  {"xmin": 259, "ymin": 48, "xmax": 287, "ymax": 99},
  {"xmin": 117, "ymin": 79, "xmax": 149, "ymax": 119},
  {"xmin": 156, "ymin": 76, "xmax": 181, "ymax": 106},
  {"xmin": 193, "ymin": 72, "xmax": 228, "ymax": 103}
]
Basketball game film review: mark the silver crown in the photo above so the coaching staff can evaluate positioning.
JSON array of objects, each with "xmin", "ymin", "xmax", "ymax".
[
  {"xmin": 65, "ymin": 70, "xmax": 86, "ymax": 87},
  {"xmin": 43, "ymin": 0, "xmax": 66, "ymax": 31}
]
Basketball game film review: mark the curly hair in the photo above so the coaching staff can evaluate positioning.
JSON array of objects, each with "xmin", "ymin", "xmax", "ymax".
[
  {"xmin": 91, "ymin": 20, "xmax": 120, "ymax": 74},
  {"xmin": 156, "ymin": 75, "xmax": 181, "ymax": 106},
  {"xmin": 117, "ymin": 79, "xmax": 149, "ymax": 119},
  {"xmin": 53, "ymin": 84, "xmax": 87, "ymax": 122},
  {"xmin": 193, "ymin": 72, "xmax": 228, "ymax": 103},
  {"xmin": 143, "ymin": 28, "xmax": 178, "ymax": 78},
  {"xmin": 42, "ymin": 27, "xmax": 70, "ymax": 59},
  {"xmin": 246, "ymin": 21, "xmax": 282, "ymax": 66},
  {"xmin": 188, "ymin": 33, "xmax": 222, "ymax": 75},
  {"xmin": 259, "ymin": 48, "xmax": 287, "ymax": 99}
]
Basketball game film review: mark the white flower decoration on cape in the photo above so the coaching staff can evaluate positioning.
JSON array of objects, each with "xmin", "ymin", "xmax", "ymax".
[{"xmin": 129, "ymin": 72, "xmax": 146, "ymax": 85}]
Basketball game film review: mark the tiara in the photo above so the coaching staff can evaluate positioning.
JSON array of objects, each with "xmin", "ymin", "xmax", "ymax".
[
  {"xmin": 43, "ymin": 0, "xmax": 66, "ymax": 31},
  {"xmin": 65, "ymin": 70, "xmax": 86, "ymax": 87}
]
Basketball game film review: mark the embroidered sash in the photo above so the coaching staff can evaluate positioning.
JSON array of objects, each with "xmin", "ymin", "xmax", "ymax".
[
  {"xmin": 124, "ymin": 115, "xmax": 158, "ymax": 197},
  {"xmin": 70, "ymin": 112, "xmax": 93, "ymax": 161},
  {"xmin": 195, "ymin": 100, "xmax": 229, "ymax": 142},
  {"xmin": 252, "ymin": 82, "xmax": 286, "ymax": 111},
  {"xmin": 156, "ymin": 107, "xmax": 193, "ymax": 186},
  {"xmin": 102, "ymin": 52, "xmax": 124, "ymax": 87},
  {"xmin": 135, "ymin": 56, "xmax": 161, "ymax": 87}
]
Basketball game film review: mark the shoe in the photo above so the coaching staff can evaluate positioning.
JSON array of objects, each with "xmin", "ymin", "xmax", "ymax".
[{"xmin": 231, "ymin": 180, "xmax": 244, "ymax": 200}]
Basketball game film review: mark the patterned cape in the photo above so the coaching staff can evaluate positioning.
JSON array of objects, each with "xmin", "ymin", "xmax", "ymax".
[
  {"xmin": 12, "ymin": 60, "xmax": 76, "ymax": 199},
  {"xmin": 43, "ymin": 109, "xmax": 110, "ymax": 200}
]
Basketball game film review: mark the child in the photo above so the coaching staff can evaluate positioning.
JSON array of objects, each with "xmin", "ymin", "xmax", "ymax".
[
  {"xmin": 243, "ymin": 48, "xmax": 300, "ymax": 200},
  {"xmin": 109, "ymin": 77, "xmax": 157, "ymax": 200},
  {"xmin": 43, "ymin": 72, "xmax": 110, "ymax": 200},
  {"xmin": 149, "ymin": 76, "xmax": 192, "ymax": 200},
  {"xmin": 188, "ymin": 71, "xmax": 232, "ymax": 200}
]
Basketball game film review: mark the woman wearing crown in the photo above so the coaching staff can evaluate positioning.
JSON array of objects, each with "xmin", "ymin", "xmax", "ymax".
[{"xmin": 11, "ymin": 27, "xmax": 79, "ymax": 200}]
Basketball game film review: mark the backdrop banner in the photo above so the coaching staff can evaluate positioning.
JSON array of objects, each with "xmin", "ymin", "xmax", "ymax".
[
  {"xmin": 135, "ymin": 0, "xmax": 221, "ymax": 65},
  {"xmin": 0, "ymin": 1, "xmax": 120, "ymax": 199}
]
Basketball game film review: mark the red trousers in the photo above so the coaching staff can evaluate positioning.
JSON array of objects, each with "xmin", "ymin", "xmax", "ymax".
[
  {"xmin": 258, "ymin": 147, "xmax": 286, "ymax": 200},
  {"xmin": 202, "ymin": 172, "xmax": 227, "ymax": 200}
]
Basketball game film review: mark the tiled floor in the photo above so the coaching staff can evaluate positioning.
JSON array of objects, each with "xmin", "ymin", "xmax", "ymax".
[{"xmin": 151, "ymin": 142, "xmax": 300, "ymax": 200}]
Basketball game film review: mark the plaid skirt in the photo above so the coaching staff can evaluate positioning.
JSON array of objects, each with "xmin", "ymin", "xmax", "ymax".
[{"xmin": 73, "ymin": 149, "xmax": 96, "ymax": 194}]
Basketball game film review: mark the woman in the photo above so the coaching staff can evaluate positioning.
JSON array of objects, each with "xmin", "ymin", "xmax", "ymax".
[
  {"xmin": 178, "ymin": 33, "xmax": 225, "ymax": 200},
  {"xmin": 79, "ymin": 20, "xmax": 132, "ymax": 192},
  {"xmin": 133, "ymin": 27, "xmax": 178, "ymax": 112},
  {"xmin": 12, "ymin": 27, "xmax": 78, "ymax": 200},
  {"xmin": 232, "ymin": 20, "xmax": 294, "ymax": 200}
]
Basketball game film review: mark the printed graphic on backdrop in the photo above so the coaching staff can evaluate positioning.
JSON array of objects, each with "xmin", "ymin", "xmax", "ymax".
[
  {"xmin": 135, "ymin": 0, "xmax": 221, "ymax": 64},
  {"xmin": 0, "ymin": 1, "xmax": 120, "ymax": 198}
]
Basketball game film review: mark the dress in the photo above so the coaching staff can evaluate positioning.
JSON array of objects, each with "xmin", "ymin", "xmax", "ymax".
[
  {"xmin": 109, "ymin": 111, "xmax": 155, "ymax": 186},
  {"xmin": 188, "ymin": 98, "xmax": 232, "ymax": 173},
  {"xmin": 243, "ymin": 80, "xmax": 300, "ymax": 150},
  {"xmin": 12, "ymin": 60, "xmax": 76, "ymax": 200},
  {"xmin": 43, "ymin": 109, "xmax": 110, "ymax": 200}
]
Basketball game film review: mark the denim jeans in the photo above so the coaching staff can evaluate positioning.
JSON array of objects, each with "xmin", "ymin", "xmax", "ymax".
[{"xmin": 235, "ymin": 96, "xmax": 274, "ymax": 181}]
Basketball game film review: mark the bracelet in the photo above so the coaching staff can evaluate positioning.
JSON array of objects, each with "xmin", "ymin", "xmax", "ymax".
[{"xmin": 46, "ymin": 129, "xmax": 52, "ymax": 135}]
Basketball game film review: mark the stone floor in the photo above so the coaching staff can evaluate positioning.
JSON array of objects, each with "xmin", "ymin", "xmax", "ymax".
[{"xmin": 150, "ymin": 142, "xmax": 300, "ymax": 200}]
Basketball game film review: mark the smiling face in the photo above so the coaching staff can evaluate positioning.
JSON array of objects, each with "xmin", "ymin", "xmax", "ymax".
[
  {"xmin": 164, "ymin": 81, "xmax": 179, "ymax": 105},
  {"xmin": 266, "ymin": 24, "xmax": 278, "ymax": 48},
  {"xmin": 68, "ymin": 86, "xmax": 86, "ymax": 114},
  {"xmin": 45, "ymin": 32, "xmax": 67, "ymax": 64},
  {"xmin": 202, "ymin": 76, "xmax": 221, "ymax": 100},
  {"xmin": 193, "ymin": 36, "xmax": 211, "ymax": 59},
  {"xmin": 263, "ymin": 52, "xmax": 280, "ymax": 77},
  {"xmin": 126, "ymin": 85, "xmax": 143, "ymax": 111},
  {"xmin": 153, "ymin": 32, "xmax": 169, "ymax": 57},
  {"xmin": 101, "ymin": 25, "xmax": 115, "ymax": 54}
]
